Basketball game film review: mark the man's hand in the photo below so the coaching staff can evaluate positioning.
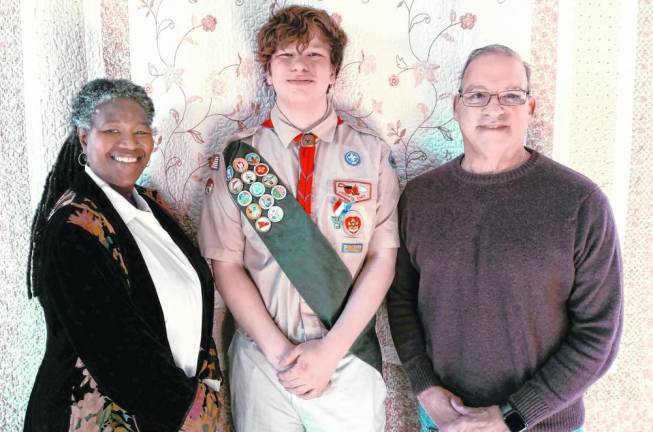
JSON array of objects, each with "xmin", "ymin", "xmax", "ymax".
[
  {"xmin": 417, "ymin": 386, "xmax": 464, "ymax": 428},
  {"xmin": 443, "ymin": 400, "xmax": 508, "ymax": 432},
  {"xmin": 276, "ymin": 339, "xmax": 342, "ymax": 399}
]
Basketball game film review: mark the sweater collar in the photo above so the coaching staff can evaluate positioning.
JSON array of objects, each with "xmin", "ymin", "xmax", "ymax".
[{"xmin": 451, "ymin": 148, "xmax": 540, "ymax": 185}]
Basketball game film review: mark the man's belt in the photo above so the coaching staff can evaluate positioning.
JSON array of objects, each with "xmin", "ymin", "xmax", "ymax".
[{"xmin": 223, "ymin": 140, "xmax": 381, "ymax": 373}]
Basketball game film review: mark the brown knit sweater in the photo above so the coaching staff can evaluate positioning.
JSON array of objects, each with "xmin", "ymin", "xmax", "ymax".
[{"xmin": 387, "ymin": 150, "xmax": 623, "ymax": 431}]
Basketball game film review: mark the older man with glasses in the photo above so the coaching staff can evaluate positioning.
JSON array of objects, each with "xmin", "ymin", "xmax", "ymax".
[{"xmin": 387, "ymin": 44, "xmax": 623, "ymax": 432}]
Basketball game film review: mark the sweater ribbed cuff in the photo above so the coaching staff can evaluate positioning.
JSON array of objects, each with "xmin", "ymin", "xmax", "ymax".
[
  {"xmin": 509, "ymin": 383, "xmax": 550, "ymax": 427},
  {"xmin": 404, "ymin": 354, "xmax": 440, "ymax": 395}
]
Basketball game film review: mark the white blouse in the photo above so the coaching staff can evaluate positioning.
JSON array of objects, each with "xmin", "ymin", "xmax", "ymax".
[{"xmin": 85, "ymin": 166, "xmax": 202, "ymax": 378}]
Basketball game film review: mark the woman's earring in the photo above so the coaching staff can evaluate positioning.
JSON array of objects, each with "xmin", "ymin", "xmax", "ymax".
[{"xmin": 77, "ymin": 152, "xmax": 87, "ymax": 167}]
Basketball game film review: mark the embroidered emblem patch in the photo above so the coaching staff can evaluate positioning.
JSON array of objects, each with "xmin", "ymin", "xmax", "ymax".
[
  {"xmin": 245, "ymin": 152, "xmax": 261, "ymax": 166},
  {"xmin": 233, "ymin": 158, "xmax": 248, "ymax": 173},
  {"xmin": 262, "ymin": 173, "xmax": 278, "ymax": 188},
  {"xmin": 268, "ymin": 206, "xmax": 284, "ymax": 223},
  {"xmin": 228, "ymin": 178, "xmax": 244, "ymax": 194},
  {"xmin": 343, "ymin": 211, "xmax": 363, "ymax": 237},
  {"xmin": 341, "ymin": 243, "xmax": 363, "ymax": 253},
  {"xmin": 241, "ymin": 170, "xmax": 257, "ymax": 184},
  {"xmin": 237, "ymin": 191, "xmax": 253, "ymax": 206},
  {"xmin": 271, "ymin": 185, "xmax": 287, "ymax": 200},
  {"xmin": 228, "ymin": 150, "xmax": 290, "ymax": 234},
  {"xmin": 249, "ymin": 182, "xmax": 265, "ymax": 197},
  {"xmin": 259, "ymin": 194, "xmax": 275, "ymax": 210},
  {"xmin": 209, "ymin": 154, "xmax": 221, "ymax": 170},
  {"xmin": 254, "ymin": 163, "xmax": 270, "ymax": 176},
  {"xmin": 344, "ymin": 151, "xmax": 361, "ymax": 166},
  {"xmin": 246, "ymin": 203, "xmax": 262, "ymax": 220},
  {"xmin": 255, "ymin": 217, "xmax": 272, "ymax": 233},
  {"xmin": 334, "ymin": 180, "xmax": 372, "ymax": 203}
]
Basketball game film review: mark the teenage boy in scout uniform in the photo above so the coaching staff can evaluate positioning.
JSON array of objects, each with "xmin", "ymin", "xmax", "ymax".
[{"xmin": 198, "ymin": 5, "xmax": 400, "ymax": 432}]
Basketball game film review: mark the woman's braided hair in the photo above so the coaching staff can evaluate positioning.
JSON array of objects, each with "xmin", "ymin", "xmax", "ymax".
[{"xmin": 27, "ymin": 79, "xmax": 155, "ymax": 298}]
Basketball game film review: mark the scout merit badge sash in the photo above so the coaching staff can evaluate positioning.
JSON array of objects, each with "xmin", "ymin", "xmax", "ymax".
[{"xmin": 223, "ymin": 140, "xmax": 382, "ymax": 373}]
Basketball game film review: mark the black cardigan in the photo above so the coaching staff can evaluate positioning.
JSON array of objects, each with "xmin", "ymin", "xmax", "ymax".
[{"xmin": 24, "ymin": 172, "xmax": 221, "ymax": 432}]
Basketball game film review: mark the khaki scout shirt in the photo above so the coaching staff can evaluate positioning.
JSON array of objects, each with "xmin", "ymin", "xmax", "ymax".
[{"xmin": 198, "ymin": 105, "xmax": 400, "ymax": 344}]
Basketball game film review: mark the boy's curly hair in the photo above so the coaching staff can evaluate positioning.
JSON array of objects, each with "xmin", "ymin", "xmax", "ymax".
[{"xmin": 256, "ymin": 6, "xmax": 348, "ymax": 76}]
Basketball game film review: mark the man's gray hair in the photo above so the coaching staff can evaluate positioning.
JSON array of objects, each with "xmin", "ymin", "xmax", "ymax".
[
  {"xmin": 70, "ymin": 78, "xmax": 155, "ymax": 130},
  {"xmin": 458, "ymin": 44, "xmax": 531, "ymax": 93}
]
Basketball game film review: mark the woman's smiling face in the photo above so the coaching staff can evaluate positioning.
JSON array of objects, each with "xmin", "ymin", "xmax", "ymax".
[{"xmin": 78, "ymin": 97, "xmax": 154, "ymax": 199}]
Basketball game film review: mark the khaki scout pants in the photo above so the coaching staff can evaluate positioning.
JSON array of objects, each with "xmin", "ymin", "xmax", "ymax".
[{"xmin": 229, "ymin": 331, "xmax": 386, "ymax": 432}]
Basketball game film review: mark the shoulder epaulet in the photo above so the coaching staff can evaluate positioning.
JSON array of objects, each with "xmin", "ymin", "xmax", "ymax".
[
  {"xmin": 223, "ymin": 126, "xmax": 259, "ymax": 148},
  {"xmin": 339, "ymin": 117, "xmax": 384, "ymax": 140}
]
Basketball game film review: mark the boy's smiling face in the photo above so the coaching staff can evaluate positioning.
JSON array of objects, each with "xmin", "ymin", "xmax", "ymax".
[{"xmin": 266, "ymin": 32, "xmax": 336, "ymax": 107}]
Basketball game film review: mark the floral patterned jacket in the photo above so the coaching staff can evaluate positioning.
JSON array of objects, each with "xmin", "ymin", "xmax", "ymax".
[{"xmin": 24, "ymin": 172, "xmax": 221, "ymax": 432}]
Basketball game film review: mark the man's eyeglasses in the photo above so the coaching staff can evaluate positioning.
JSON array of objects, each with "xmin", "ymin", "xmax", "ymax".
[{"xmin": 459, "ymin": 89, "xmax": 530, "ymax": 107}]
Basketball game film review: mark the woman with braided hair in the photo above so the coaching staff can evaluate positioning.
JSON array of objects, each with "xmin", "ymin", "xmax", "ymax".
[{"xmin": 24, "ymin": 79, "xmax": 221, "ymax": 432}]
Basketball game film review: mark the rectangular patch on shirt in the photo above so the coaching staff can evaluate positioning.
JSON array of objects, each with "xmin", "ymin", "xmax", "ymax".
[
  {"xmin": 334, "ymin": 180, "xmax": 372, "ymax": 203},
  {"xmin": 341, "ymin": 243, "xmax": 363, "ymax": 253}
]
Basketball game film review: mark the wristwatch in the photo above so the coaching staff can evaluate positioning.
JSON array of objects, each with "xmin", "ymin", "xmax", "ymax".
[{"xmin": 500, "ymin": 402, "xmax": 527, "ymax": 432}]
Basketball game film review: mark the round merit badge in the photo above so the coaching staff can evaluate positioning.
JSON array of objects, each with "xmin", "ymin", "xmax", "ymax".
[
  {"xmin": 254, "ymin": 163, "xmax": 269, "ymax": 176},
  {"xmin": 237, "ymin": 190, "xmax": 253, "ymax": 206},
  {"xmin": 241, "ymin": 170, "xmax": 257, "ymax": 184},
  {"xmin": 344, "ymin": 151, "xmax": 361, "ymax": 166},
  {"xmin": 271, "ymin": 185, "xmax": 287, "ymax": 200},
  {"xmin": 245, "ymin": 152, "xmax": 261, "ymax": 166},
  {"xmin": 262, "ymin": 173, "xmax": 279, "ymax": 188},
  {"xmin": 255, "ymin": 217, "xmax": 272, "ymax": 233},
  {"xmin": 259, "ymin": 194, "xmax": 275, "ymax": 209},
  {"xmin": 267, "ymin": 206, "xmax": 284, "ymax": 223},
  {"xmin": 225, "ymin": 166, "xmax": 234, "ymax": 181},
  {"xmin": 249, "ymin": 182, "xmax": 265, "ymax": 197},
  {"xmin": 232, "ymin": 158, "xmax": 248, "ymax": 173},
  {"xmin": 228, "ymin": 178, "xmax": 244, "ymax": 194},
  {"xmin": 246, "ymin": 203, "xmax": 262, "ymax": 220}
]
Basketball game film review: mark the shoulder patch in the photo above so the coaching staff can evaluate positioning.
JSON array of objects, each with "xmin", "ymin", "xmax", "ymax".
[{"xmin": 340, "ymin": 118, "xmax": 383, "ymax": 140}]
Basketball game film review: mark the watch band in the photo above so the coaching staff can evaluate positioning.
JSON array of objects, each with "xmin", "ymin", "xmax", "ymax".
[{"xmin": 500, "ymin": 402, "xmax": 527, "ymax": 432}]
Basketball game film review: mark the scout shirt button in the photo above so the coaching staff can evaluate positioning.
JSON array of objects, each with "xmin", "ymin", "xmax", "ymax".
[
  {"xmin": 268, "ymin": 206, "xmax": 284, "ymax": 223},
  {"xmin": 262, "ymin": 173, "xmax": 279, "ymax": 188},
  {"xmin": 255, "ymin": 217, "xmax": 272, "ymax": 233},
  {"xmin": 228, "ymin": 178, "xmax": 244, "ymax": 194},
  {"xmin": 246, "ymin": 203, "xmax": 262, "ymax": 220},
  {"xmin": 254, "ymin": 163, "xmax": 270, "ymax": 176},
  {"xmin": 259, "ymin": 194, "xmax": 275, "ymax": 210},
  {"xmin": 237, "ymin": 190, "xmax": 253, "ymax": 206},
  {"xmin": 249, "ymin": 182, "xmax": 265, "ymax": 197},
  {"xmin": 271, "ymin": 185, "xmax": 287, "ymax": 200},
  {"xmin": 232, "ymin": 158, "xmax": 248, "ymax": 173},
  {"xmin": 241, "ymin": 170, "xmax": 257, "ymax": 184},
  {"xmin": 245, "ymin": 152, "xmax": 261, "ymax": 166}
]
